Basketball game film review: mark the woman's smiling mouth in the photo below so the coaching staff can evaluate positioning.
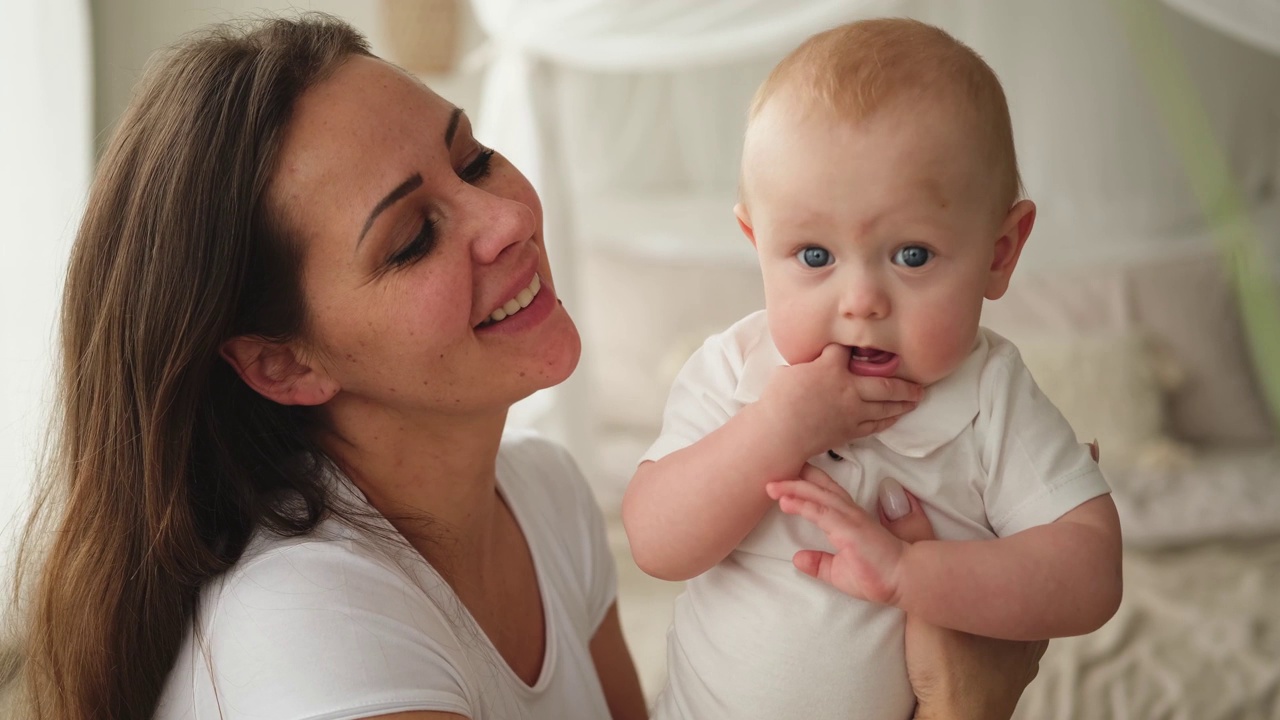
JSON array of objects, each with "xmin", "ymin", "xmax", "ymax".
[{"xmin": 477, "ymin": 273, "xmax": 541, "ymax": 328}]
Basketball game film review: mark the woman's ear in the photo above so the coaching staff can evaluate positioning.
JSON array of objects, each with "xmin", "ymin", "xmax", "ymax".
[
  {"xmin": 984, "ymin": 199, "xmax": 1036, "ymax": 300},
  {"xmin": 734, "ymin": 203, "xmax": 757, "ymax": 248},
  {"xmin": 219, "ymin": 335, "xmax": 338, "ymax": 406}
]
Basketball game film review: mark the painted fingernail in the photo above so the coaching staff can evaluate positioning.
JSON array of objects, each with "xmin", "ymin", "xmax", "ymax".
[{"xmin": 879, "ymin": 477, "xmax": 910, "ymax": 521}]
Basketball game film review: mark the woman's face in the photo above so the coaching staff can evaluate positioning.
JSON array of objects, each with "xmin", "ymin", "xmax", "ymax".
[{"xmin": 272, "ymin": 56, "xmax": 580, "ymax": 421}]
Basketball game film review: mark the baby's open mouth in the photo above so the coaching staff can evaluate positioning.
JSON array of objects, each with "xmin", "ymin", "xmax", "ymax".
[
  {"xmin": 851, "ymin": 346, "xmax": 896, "ymax": 364},
  {"xmin": 849, "ymin": 346, "xmax": 901, "ymax": 377}
]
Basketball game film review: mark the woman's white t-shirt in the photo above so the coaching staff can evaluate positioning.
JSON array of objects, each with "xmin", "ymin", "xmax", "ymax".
[{"xmin": 155, "ymin": 431, "xmax": 617, "ymax": 720}]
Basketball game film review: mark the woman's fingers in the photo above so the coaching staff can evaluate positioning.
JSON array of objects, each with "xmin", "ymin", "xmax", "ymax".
[{"xmin": 877, "ymin": 479, "xmax": 936, "ymax": 543}]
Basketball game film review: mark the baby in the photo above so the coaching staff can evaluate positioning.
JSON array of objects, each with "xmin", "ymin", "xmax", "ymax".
[{"xmin": 622, "ymin": 18, "xmax": 1122, "ymax": 720}]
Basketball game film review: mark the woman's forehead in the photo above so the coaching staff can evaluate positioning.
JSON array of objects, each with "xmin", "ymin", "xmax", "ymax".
[
  {"xmin": 287, "ymin": 56, "xmax": 452, "ymax": 160},
  {"xmin": 269, "ymin": 56, "xmax": 455, "ymax": 233}
]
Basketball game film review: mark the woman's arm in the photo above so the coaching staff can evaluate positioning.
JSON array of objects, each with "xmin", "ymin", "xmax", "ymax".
[
  {"xmin": 589, "ymin": 603, "xmax": 648, "ymax": 720},
  {"xmin": 907, "ymin": 622, "xmax": 1048, "ymax": 720},
  {"xmin": 882, "ymin": 483, "xmax": 1049, "ymax": 720}
]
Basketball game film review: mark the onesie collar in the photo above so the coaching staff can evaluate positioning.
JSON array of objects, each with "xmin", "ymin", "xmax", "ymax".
[{"xmin": 872, "ymin": 333, "xmax": 986, "ymax": 458}]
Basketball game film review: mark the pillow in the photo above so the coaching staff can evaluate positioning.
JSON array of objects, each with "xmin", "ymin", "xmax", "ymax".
[
  {"xmin": 1014, "ymin": 332, "xmax": 1192, "ymax": 474},
  {"xmin": 1126, "ymin": 249, "xmax": 1276, "ymax": 444},
  {"xmin": 984, "ymin": 248, "xmax": 1275, "ymax": 446}
]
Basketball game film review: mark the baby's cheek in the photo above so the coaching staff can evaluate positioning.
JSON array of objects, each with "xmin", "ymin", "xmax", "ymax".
[
  {"xmin": 767, "ymin": 305, "xmax": 825, "ymax": 365},
  {"xmin": 911, "ymin": 311, "xmax": 977, "ymax": 382}
]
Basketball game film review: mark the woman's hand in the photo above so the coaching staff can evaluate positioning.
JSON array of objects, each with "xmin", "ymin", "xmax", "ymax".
[{"xmin": 876, "ymin": 478, "xmax": 1047, "ymax": 720}]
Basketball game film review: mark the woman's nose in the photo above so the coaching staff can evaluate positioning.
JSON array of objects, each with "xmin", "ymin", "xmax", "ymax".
[{"xmin": 467, "ymin": 187, "xmax": 537, "ymax": 265}]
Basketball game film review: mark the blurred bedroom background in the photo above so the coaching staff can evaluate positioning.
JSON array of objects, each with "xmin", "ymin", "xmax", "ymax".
[{"xmin": 3, "ymin": 1, "xmax": 1278, "ymax": 717}]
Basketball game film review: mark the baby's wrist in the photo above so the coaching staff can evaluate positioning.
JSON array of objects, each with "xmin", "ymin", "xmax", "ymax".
[{"xmin": 738, "ymin": 401, "xmax": 814, "ymax": 474}]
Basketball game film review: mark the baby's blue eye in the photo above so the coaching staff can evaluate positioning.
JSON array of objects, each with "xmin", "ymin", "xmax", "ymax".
[
  {"xmin": 797, "ymin": 246, "xmax": 833, "ymax": 268},
  {"xmin": 893, "ymin": 246, "xmax": 932, "ymax": 268}
]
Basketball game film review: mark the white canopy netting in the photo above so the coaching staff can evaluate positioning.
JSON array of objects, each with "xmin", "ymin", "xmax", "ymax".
[{"xmin": 465, "ymin": 0, "xmax": 1280, "ymax": 443}]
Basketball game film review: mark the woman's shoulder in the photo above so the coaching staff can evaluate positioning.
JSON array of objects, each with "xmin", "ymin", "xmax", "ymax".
[
  {"xmin": 165, "ymin": 526, "xmax": 471, "ymax": 720},
  {"xmin": 202, "ymin": 521, "xmax": 432, "ymax": 634}
]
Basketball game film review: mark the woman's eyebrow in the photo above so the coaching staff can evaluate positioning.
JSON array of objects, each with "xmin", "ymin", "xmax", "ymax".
[
  {"xmin": 444, "ymin": 107, "xmax": 463, "ymax": 147},
  {"xmin": 355, "ymin": 108, "xmax": 465, "ymax": 249},
  {"xmin": 357, "ymin": 173, "xmax": 423, "ymax": 247}
]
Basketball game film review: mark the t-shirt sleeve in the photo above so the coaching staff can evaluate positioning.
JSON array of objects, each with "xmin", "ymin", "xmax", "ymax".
[
  {"xmin": 978, "ymin": 346, "xmax": 1112, "ymax": 537},
  {"xmin": 199, "ymin": 540, "xmax": 473, "ymax": 719},
  {"xmin": 639, "ymin": 333, "xmax": 746, "ymax": 464}
]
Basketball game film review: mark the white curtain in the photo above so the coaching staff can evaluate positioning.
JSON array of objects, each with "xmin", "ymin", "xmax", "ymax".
[
  {"xmin": 1162, "ymin": 0, "xmax": 1280, "ymax": 55},
  {"xmin": 0, "ymin": 1, "xmax": 93, "ymax": 569},
  {"xmin": 469, "ymin": 0, "xmax": 901, "ymax": 198}
]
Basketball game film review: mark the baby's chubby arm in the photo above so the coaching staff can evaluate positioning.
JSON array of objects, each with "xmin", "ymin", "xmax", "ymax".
[
  {"xmin": 622, "ymin": 344, "xmax": 921, "ymax": 582},
  {"xmin": 769, "ymin": 469, "xmax": 1122, "ymax": 640}
]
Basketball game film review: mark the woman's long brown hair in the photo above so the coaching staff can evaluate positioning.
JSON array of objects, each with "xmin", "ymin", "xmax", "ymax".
[{"xmin": 9, "ymin": 15, "xmax": 371, "ymax": 719}]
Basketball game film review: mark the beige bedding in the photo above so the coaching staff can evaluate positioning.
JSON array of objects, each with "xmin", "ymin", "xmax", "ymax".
[{"xmin": 1014, "ymin": 536, "xmax": 1280, "ymax": 720}]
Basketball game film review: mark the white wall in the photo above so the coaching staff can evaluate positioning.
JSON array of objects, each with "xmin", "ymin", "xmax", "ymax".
[
  {"xmin": 0, "ymin": 1, "xmax": 93, "ymax": 580},
  {"xmin": 92, "ymin": 0, "xmax": 487, "ymax": 141}
]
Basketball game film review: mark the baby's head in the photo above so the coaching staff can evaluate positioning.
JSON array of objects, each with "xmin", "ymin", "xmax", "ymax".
[{"xmin": 736, "ymin": 18, "xmax": 1035, "ymax": 386}]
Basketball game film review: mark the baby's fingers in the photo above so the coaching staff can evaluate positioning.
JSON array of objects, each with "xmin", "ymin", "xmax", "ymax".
[
  {"xmin": 799, "ymin": 463, "xmax": 853, "ymax": 500},
  {"xmin": 770, "ymin": 483, "xmax": 872, "ymax": 535},
  {"xmin": 792, "ymin": 549, "xmax": 837, "ymax": 584},
  {"xmin": 852, "ymin": 415, "xmax": 900, "ymax": 437},
  {"xmin": 767, "ymin": 478, "xmax": 852, "ymax": 511},
  {"xmin": 852, "ymin": 375, "xmax": 923, "ymax": 403}
]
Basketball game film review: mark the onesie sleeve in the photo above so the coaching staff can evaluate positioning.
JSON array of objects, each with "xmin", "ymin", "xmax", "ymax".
[
  {"xmin": 639, "ymin": 332, "xmax": 747, "ymax": 465},
  {"xmin": 198, "ymin": 540, "xmax": 473, "ymax": 719},
  {"xmin": 977, "ymin": 345, "xmax": 1112, "ymax": 537}
]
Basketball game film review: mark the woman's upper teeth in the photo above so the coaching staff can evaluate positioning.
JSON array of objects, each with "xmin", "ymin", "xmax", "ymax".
[{"xmin": 488, "ymin": 274, "xmax": 541, "ymax": 323}]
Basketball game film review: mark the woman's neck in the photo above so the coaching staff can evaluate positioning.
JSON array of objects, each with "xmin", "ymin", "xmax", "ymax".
[{"xmin": 317, "ymin": 397, "xmax": 511, "ymax": 575}]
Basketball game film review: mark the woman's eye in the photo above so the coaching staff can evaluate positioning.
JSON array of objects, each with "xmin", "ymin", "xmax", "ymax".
[
  {"xmin": 893, "ymin": 245, "xmax": 932, "ymax": 268},
  {"xmin": 459, "ymin": 148, "xmax": 494, "ymax": 184},
  {"xmin": 388, "ymin": 218, "xmax": 437, "ymax": 267},
  {"xmin": 797, "ymin": 246, "xmax": 833, "ymax": 268}
]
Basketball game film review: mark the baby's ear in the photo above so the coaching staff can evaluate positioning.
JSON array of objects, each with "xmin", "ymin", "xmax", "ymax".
[
  {"xmin": 734, "ymin": 203, "xmax": 757, "ymax": 247},
  {"xmin": 220, "ymin": 335, "xmax": 339, "ymax": 407},
  {"xmin": 985, "ymin": 199, "xmax": 1036, "ymax": 300}
]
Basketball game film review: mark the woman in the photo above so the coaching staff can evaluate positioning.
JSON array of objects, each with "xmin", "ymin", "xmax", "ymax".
[{"xmin": 11, "ymin": 14, "xmax": 1044, "ymax": 720}]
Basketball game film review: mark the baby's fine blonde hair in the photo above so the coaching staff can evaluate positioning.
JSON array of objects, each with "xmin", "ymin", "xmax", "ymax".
[{"xmin": 748, "ymin": 18, "xmax": 1022, "ymax": 211}]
